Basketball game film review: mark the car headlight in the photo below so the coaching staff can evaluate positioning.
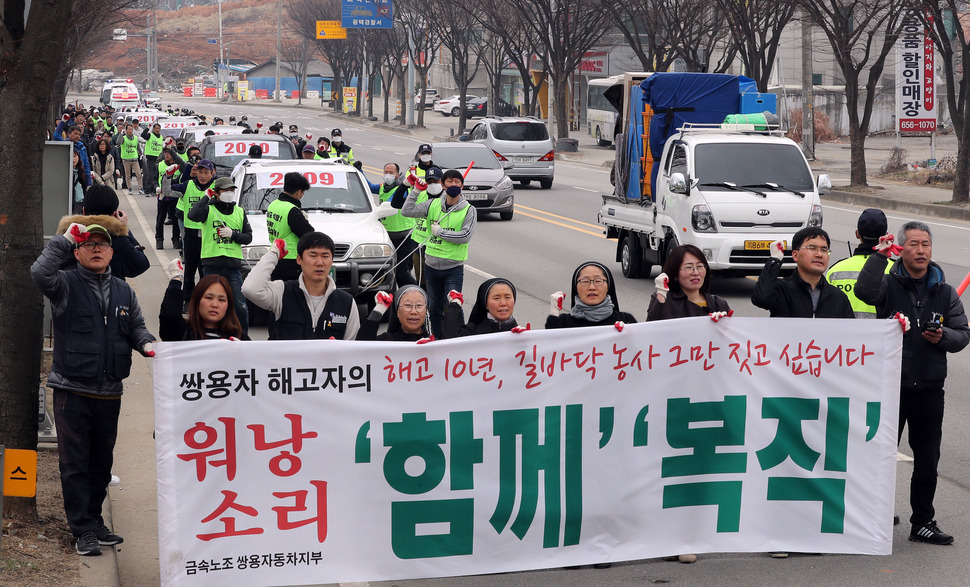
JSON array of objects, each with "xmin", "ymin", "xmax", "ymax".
[
  {"xmin": 691, "ymin": 204, "xmax": 717, "ymax": 233},
  {"xmin": 497, "ymin": 176, "xmax": 513, "ymax": 190},
  {"xmin": 243, "ymin": 245, "xmax": 270, "ymax": 261},
  {"xmin": 350, "ymin": 244, "xmax": 393, "ymax": 258},
  {"xmin": 808, "ymin": 204, "xmax": 823, "ymax": 227}
]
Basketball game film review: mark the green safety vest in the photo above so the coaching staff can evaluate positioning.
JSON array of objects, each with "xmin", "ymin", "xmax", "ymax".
[
  {"xmin": 180, "ymin": 181, "xmax": 210, "ymax": 230},
  {"xmin": 330, "ymin": 145, "xmax": 354, "ymax": 163},
  {"xmin": 826, "ymin": 253, "xmax": 892, "ymax": 318},
  {"xmin": 201, "ymin": 205, "xmax": 244, "ymax": 260},
  {"xmin": 409, "ymin": 190, "xmax": 431, "ymax": 244},
  {"xmin": 157, "ymin": 160, "xmax": 180, "ymax": 187},
  {"xmin": 424, "ymin": 198, "xmax": 470, "ymax": 261},
  {"xmin": 145, "ymin": 133, "xmax": 164, "ymax": 157},
  {"xmin": 266, "ymin": 198, "xmax": 300, "ymax": 259},
  {"xmin": 378, "ymin": 184, "xmax": 413, "ymax": 233},
  {"xmin": 121, "ymin": 135, "xmax": 139, "ymax": 160}
]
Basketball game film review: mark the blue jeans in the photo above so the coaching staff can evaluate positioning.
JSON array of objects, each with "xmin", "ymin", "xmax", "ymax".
[
  {"xmin": 201, "ymin": 265, "xmax": 248, "ymax": 337},
  {"xmin": 424, "ymin": 265, "xmax": 464, "ymax": 338}
]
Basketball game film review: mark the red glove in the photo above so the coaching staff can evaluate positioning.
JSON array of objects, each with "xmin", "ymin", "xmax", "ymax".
[
  {"xmin": 417, "ymin": 335, "xmax": 435, "ymax": 344},
  {"xmin": 67, "ymin": 223, "xmax": 89, "ymax": 244},
  {"xmin": 62, "ymin": 113, "xmax": 70, "ymax": 122},
  {"xmin": 614, "ymin": 321, "xmax": 625, "ymax": 332},
  {"xmin": 511, "ymin": 323, "xmax": 531, "ymax": 334},
  {"xmin": 143, "ymin": 343, "xmax": 155, "ymax": 357},
  {"xmin": 894, "ymin": 312, "xmax": 911, "ymax": 333},
  {"xmin": 305, "ymin": 133, "xmax": 312, "ymax": 141},
  {"xmin": 447, "ymin": 290, "xmax": 463, "ymax": 305},
  {"xmin": 415, "ymin": 177, "xmax": 428, "ymax": 192},
  {"xmin": 274, "ymin": 238, "xmax": 288, "ymax": 258},
  {"xmin": 709, "ymin": 310, "xmax": 734, "ymax": 322},
  {"xmin": 256, "ymin": 122, "xmax": 263, "ymax": 129},
  {"xmin": 375, "ymin": 291, "xmax": 393, "ymax": 310},
  {"xmin": 165, "ymin": 164, "xmax": 179, "ymax": 176},
  {"xmin": 873, "ymin": 234, "xmax": 903, "ymax": 257},
  {"xmin": 405, "ymin": 172, "xmax": 418, "ymax": 187},
  {"xmin": 206, "ymin": 188, "xmax": 217, "ymax": 199},
  {"xmin": 229, "ymin": 336, "xmax": 240, "ymax": 341}
]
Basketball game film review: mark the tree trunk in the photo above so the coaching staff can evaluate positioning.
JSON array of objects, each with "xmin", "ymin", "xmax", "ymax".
[
  {"xmin": 398, "ymin": 77, "xmax": 407, "ymax": 126},
  {"xmin": 848, "ymin": 120, "xmax": 868, "ymax": 187},
  {"xmin": 554, "ymin": 75, "xmax": 570, "ymax": 139},
  {"xmin": 953, "ymin": 97, "xmax": 970, "ymax": 202},
  {"xmin": 0, "ymin": 0, "xmax": 74, "ymax": 523}
]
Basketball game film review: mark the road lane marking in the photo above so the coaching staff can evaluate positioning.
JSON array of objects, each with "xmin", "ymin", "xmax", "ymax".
[
  {"xmin": 825, "ymin": 204, "xmax": 970, "ymax": 232},
  {"xmin": 516, "ymin": 204, "xmax": 604, "ymax": 229},
  {"xmin": 465, "ymin": 265, "xmax": 496, "ymax": 279},
  {"xmin": 122, "ymin": 189, "xmax": 177, "ymax": 277},
  {"xmin": 574, "ymin": 187, "xmax": 598, "ymax": 192},
  {"xmin": 516, "ymin": 209, "xmax": 607, "ymax": 238}
]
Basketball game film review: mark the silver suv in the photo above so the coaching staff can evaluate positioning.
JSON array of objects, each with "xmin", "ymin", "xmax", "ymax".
[{"xmin": 461, "ymin": 116, "xmax": 555, "ymax": 189}]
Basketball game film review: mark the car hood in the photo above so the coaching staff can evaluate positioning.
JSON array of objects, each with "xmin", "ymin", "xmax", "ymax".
[
  {"xmin": 461, "ymin": 168, "xmax": 507, "ymax": 184},
  {"xmin": 246, "ymin": 211, "xmax": 391, "ymax": 252}
]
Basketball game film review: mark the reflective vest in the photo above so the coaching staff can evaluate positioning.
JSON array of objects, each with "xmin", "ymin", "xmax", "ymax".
[
  {"xmin": 145, "ymin": 133, "xmax": 164, "ymax": 157},
  {"xmin": 409, "ymin": 190, "xmax": 431, "ymax": 244},
  {"xmin": 329, "ymin": 144, "xmax": 354, "ymax": 163},
  {"xmin": 378, "ymin": 184, "xmax": 413, "ymax": 233},
  {"xmin": 180, "ymin": 181, "xmax": 210, "ymax": 230},
  {"xmin": 267, "ymin": 198, "xmax": 300, "ymax": 259},
  {"xmin": 425, "ymin": 199, "xmax": 470, "ymax": 261},
  {"xmin": 826, "ymin": 253, "xmax": 892, "ymax": 318},
  {"xmin": 200, "ymin": 204, "xmax": 244, "ymax": 260},
  {"xmin": 121, "ymin": 135, "xmax": 139, "ymax": 160}
]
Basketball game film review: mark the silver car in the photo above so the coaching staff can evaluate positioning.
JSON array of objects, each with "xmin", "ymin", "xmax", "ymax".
[
  {"xmin": 461, "ymin": 116, "xmax": 555, "ymax": 189},
  {"xmin": 431, "ymin": 142, "xmax": 515, "ymax": 221}
]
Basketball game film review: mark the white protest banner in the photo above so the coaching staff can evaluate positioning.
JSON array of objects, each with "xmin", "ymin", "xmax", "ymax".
[
  {"xmin": 255, "ymin": 169, "xmax": 349, "ymax": 190},
  {"xmin": 896, "ymin": 10, "xmax": 937, "ymax": 133},
  {"xmin": 214, "ymin": 140, "xmax": 281, "ymax": 158},
  {"xmin": 154, "ymin": 317, "xmax": 901, "ymax": 586}
]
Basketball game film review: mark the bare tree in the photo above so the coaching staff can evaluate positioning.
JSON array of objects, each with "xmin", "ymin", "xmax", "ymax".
[
  {"xmin": 915, "ymin": 1, "xmax": 970, "ymax": 202},
  {"xmin": 476, "ymin": 3, "xmax": 547, "ymax": 117},
  {"xmin": 428, "ymin": 0, "xmax": 485, "ymax": 133},
  {"xmin": 478, "ymin": 30, "xmax": 509, "ymax": 115},
  {"xmin": 602, "ymin": 0, "xmax": 679, "ymax": 73},
  {"xmin": 505, "ymin": 0, "xmax": 612, "ymax": 138},
  {"xmin": 399, "ymin": 0, "xmax": 441, "ymax": 128},
  {"xmin": 288, "ymin": 0, "xmax": 362, "ymax": 112},
  {"xmin": 666, "ymin": 0, "xmax": 738, "ymax": 72},
  {"xmin": 371, "ymin": 26, "xmax": 410, "ymax": 123},
  {"xmin": 279, "ymin": 39, "xmax": 313, "ymax": 105},
  {"xmin": 801, "ymin": 0, "xmax": 905, "ymax": 187},
  {"xmin": 716, "ymin": 0, "xmax": 799, "ymax": 90},
  {"xmin": 0, "ymin": 0, "xmax": 75, "ymax": 523}
]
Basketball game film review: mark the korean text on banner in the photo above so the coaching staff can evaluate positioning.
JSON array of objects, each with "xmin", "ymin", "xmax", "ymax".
[{"xmin": 154, "ymin": 317, "xmax": 902, "ymax": 587}]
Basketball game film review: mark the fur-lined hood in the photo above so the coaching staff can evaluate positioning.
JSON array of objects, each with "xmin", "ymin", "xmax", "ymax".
[{"xmin": 56, "ymin": 214, "xmax": 129, "ymax": 237}]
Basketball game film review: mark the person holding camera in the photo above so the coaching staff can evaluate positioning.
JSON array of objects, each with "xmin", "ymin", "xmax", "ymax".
[
  {"xmin": 856, "ymin": 221, "xmax": 970, "ymax": 546},
  {"xmin": 187, "ymin": 176, "xmax": 253, "ymax": 337}
]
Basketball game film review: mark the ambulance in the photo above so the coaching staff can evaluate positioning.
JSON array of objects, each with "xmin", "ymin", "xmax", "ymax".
[{"xmin": 100, "ymin": 78, "xmax": 141, "ymax": 110}]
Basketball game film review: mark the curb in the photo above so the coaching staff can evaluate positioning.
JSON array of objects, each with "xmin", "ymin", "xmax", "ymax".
[
  {"xmin": 77, "ymin": 489, "xmax": 121, "ymax": 587},
  {"xmin": 823, "ymin": 189, "xmax": 970, "ymax": 222}
]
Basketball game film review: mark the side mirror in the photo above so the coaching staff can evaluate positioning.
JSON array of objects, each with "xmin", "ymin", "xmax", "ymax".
[
  {"xmin": 669, "ymin": 172, "xmax": 687, "ymax": 195},
  {"xmin": 458, "ymin": 135, "xmax": 468, "ymax": 142},
  {"xmin": 816, "ymin": 174, "xmax": 832, "ymax": 195}
]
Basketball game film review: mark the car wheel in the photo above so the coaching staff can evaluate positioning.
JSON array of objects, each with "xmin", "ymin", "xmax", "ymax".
[
  {"xmin": 441, "ymin": 110, "xmax": 450, "ymax": 117},
  {"xmin": 451, "ymin": 107, "xmax": 461, "ymax": 117},
  {"xmin": 621, "ymin": 234, "xmax": 643, "ymax": 278},
  {"xmin": 539, "ymin": 178, "xmax": 553, "ymax": 189},
  {"xmin": 499, "ymin": 209, "xmax": 514, "ymax": 221},
  {"xmin": 519, "ymin": 179, "xmax": 532, "ymax": 186},
  {"xmin": 596, "ymin": 127, "xmax": 611, "ymax": 147}
]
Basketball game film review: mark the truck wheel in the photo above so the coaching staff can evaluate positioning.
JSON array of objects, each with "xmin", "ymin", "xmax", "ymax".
[
  {"xmin": 662, "ymin": 234, "xmax": 680, "ymax": 266},
  {"xmin": 621, "ymin": 235, "xmax": 643, "ymax": 279}
]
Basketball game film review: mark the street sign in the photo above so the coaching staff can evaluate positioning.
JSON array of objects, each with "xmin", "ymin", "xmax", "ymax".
[
  {"xmin": 341, "ymin": 0, "xmax": 393, "ymax": 29},
  {"xmin": 112, "ymin": 28, "xmax": 127, "ymax": 41},
  {"xmin": 207, "ymin": 38, "xmax": 218, "ymax": 44},
  {"xmin": 3, "ymin": 448, "xmax": 37, "ymax": 497},
  {"xmin": 316, "ymin": 20, "xmax": 347, "ymax": 39}
]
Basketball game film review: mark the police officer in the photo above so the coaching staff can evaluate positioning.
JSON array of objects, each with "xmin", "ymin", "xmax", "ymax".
[
  {"xmin": 188, "ymin": 176, "xmax": 253, "ymax": 336},
  {"xmin": 266, "ymin": 171, "xmax": 315, "ymax": 281},
  {"xmin": 827, "ymin": 208, "xmax": 893, "ymax": 318},
  {"xmin": 330, "ymin": 128, "xmax": 360, "ymax": 169},
  {"xmin": 413, "ymin": 143, "xmax": 435, "ymax": 178}
]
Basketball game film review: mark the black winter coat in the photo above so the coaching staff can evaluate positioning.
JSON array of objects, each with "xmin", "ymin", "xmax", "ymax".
[{"xmin": 751, "ymin": 258, "xmax": 853, "ymax": 318}]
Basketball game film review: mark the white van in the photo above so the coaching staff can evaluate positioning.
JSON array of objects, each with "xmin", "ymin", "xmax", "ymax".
[{"xmin": 100, "ymin": 79, "xmax": 141, "ymax": 110}]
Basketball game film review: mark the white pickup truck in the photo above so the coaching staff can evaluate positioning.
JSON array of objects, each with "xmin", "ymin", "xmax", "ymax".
[{"xmin": 599, "ymin": 124, "xmax": 832, "ymax": 278}]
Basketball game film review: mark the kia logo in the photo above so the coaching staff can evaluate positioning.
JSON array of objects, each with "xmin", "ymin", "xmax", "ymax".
[{"xmin": 757, "ymin": 209, "xmax": 770, "ymax": 216}]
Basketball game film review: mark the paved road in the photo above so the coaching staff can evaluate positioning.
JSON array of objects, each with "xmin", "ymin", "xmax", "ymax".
[{"xmin": 74, "ymin": 94, "xmax": 970, "ymax": 585}]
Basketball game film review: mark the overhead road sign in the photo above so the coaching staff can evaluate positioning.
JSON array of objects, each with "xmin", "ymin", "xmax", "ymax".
[{"xmin": 341, "ymin": 0, "xmax": 393, "ymax": 29}]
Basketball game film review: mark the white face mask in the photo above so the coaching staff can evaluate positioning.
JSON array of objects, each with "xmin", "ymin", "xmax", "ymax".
[
  {"xmin": 426, "ymin": 183, "xmax": 443, "ymax": 196},
  {"xmin": 419, "ymin": 154, "xmax": 432, "ymax": 163},
  {"xmin": 383, "ymin": 173, "xmax": 397, "ymax": 185},
  {"xmin": 218, "ymin": 192, "xmax": 234, "ymax": 203}
]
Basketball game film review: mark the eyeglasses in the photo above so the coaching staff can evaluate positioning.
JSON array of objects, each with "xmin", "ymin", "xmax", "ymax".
[
  {"xmin": 681, "ymin": 264, "xmax": 706, "ymax": 274},
  {"xmin": 798, "ymin": 245, "xmax": 831, "ymax": 255},
  {"xmin": 401, "ymin": 304, "xmax": 426, "ymax": 312},
  {"xmin": 78, "ymin": 241, "xmax": 111, "ymax": 251},
  {"xmin": 577, "ymin": 278, "xmax": 608, "ymax": 287}
]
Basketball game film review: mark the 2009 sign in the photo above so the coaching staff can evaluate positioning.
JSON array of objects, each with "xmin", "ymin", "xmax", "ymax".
[
  {"xmin": 255, "ymin": 169, "xmax": 348, "ymax": 190},
  {"xmin": 266, "ymin": 172, "xmax": 336, "ymax": 186}
]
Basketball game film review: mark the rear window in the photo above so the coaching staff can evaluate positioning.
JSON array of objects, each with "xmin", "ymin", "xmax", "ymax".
[
  {"xmin": 492, "ymin": 122, "xmax": 549, "ymax": 142},
  {"xmin": 203, "ymin": 138, "xmax": 294, "ymax": 173}
]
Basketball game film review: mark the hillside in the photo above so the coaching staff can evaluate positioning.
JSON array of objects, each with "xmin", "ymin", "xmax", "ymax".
[{"xmin": 86, "ymin": 0, "xmax": 303, "ymax": 84}]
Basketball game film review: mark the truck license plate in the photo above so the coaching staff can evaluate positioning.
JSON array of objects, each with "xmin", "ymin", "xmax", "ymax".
[{"xmin": 744, "ymin": 240, "xmax": 786, "ymax": 251}]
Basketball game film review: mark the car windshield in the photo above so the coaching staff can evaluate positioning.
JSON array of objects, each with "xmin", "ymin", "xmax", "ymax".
[
  {"xmin": 431, "ymin": 146, "xmax": 502, "ymax": 170},
  {"xmin": 493, "ymin": 122, "xmax": 549, "ymax": 142},
  {"xmin": 202, "ymin": 138, "xmax": 294, "ymax": 173},
  {"xmin": 238, "ymin": 169, "xmax": 372, "ymax": 213},
  {"xmin": 693, "ymin": 143, "xmax": 814, "ymax": 192}
]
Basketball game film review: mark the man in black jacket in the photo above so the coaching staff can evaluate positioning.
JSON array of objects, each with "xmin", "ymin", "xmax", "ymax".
[
  {"xmin": 856, "ymin": 220, "xmax": 970, "ymax": 545},
  {"xmin": 752, "ymin": 226, "xmax": 854, "ymax": 319}
]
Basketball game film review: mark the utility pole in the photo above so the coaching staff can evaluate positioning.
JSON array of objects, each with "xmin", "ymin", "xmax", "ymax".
[
  {"xmin": 274, "ymin": 0, "xmax": 281, "ymax": 102},
  {"xmin": 800, "ymin": 7, "xmax": 815, "ymax": 160},
  {"xmin": 218, "ymin": 0, "xmax": 225, "ymax": 101},
  {"xmin": 407, "ymin": 27, "xmax": 415, "ymax": 126}
]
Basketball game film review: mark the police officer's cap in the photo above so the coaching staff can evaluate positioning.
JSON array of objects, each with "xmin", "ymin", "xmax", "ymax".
[
  {"xmin": 424, "ymin": 166, "xmax": 444, "ymax": 182},
  {"xmin": 229, "ymin": 116, "xmax": 236, "ymax": 122},
  {"xmin": 289, "ymin": 124, "xmax": 299, "ymax": 133},
  {"xmin": 417, "ymin": 143, "xmax": 432, "ymax": 154},
  {"xmin": 331, "ymin": 128, "xmax": 342, "ymax": 137},
  {"xmin": 857, "ymin": 208, "xmax": 888, "ymax": 240}
]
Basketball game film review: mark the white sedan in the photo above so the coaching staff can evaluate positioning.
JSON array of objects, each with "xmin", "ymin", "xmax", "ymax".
[{"xmin": 433, "ymin": 95, "xmax": 480, "ymax": 117}]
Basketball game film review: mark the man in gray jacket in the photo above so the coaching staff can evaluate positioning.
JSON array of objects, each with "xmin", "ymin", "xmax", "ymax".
[{"xmin": 31, "ymin": 223, "xmax": 155, "ymax": 557}]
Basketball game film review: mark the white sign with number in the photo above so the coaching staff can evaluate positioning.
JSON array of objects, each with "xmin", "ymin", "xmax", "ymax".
[
  {"xmin": 255, "ymin": 170, "xmax": 348, "ymax": 190},
  {"xmin": 896, "ymin": 11, "xmax": 937, "ymax": 133},
  {"xmin": 216, "ymin": 140, "xmax": 281, "ymax": 157}
]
